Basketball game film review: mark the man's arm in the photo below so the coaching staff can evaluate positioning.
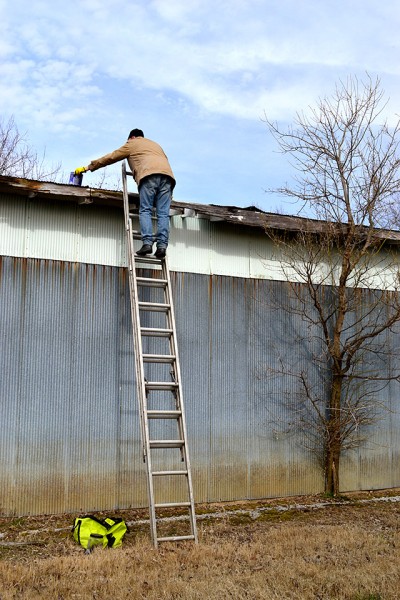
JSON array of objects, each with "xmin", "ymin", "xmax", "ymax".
[{"xmin": 86, "ymin": 142, "xmax": 131, "ymax": 172}]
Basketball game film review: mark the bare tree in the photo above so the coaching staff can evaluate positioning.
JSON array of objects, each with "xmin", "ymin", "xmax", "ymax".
[
  {"xmin": 88, "ymin": 168, "xmax": 122, "ymax": 191},
  {"xmin": 264, "ymin": 76, "xmax": 400, "ymax": 496},
  {"xmin": 0, "ymin": 116, "xmax": 61, "ymax": 180}
]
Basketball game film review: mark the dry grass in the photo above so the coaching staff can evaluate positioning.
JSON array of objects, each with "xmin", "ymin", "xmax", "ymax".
[{"xmin": 1, "ymin": 493, "xmax": 400, "ymax": 599}]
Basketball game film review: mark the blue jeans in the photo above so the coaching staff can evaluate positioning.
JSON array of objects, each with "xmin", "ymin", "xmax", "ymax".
[{"xmin": 139, "ymin": 175, "xmax": 173, "ymax": 248}]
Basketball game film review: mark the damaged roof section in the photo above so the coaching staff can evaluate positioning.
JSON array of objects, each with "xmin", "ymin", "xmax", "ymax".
[
  {"xmin": 1, "ymin": 175, "xmax": 400, "ymax": 244},
  {"xmin": 0, "ymin": 175, "xmax": 301, "ymax": 231}
]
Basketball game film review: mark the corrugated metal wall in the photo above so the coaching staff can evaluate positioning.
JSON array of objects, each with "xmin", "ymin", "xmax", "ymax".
[
  {"xmin": 1, "ymin": 194, "xmax": 399, "ymax": 287},
  {"xmin": 0, "ymin": 194, "xmax": 289, "ymax": 280},
  {"xmin": 0, "ymin": 257, "xmax": 142, "ymax": 514},
  {"xmin": 0, "ymin": 194, "xmax": 127, "ymax": 268},
  {"xmin": 2, "ymin": 256, "xmax": 400, "ymax": 515}
]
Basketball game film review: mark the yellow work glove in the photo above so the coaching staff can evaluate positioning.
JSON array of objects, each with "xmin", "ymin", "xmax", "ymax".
[{"xmin": 74, "ymin": 166, "xmax": 87, "ymax": 175}]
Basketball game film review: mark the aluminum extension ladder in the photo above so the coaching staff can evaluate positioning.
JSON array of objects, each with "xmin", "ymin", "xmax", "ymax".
[{"xmin": 122, "ymin": 162, "xmax": 198, "ymax": 547}]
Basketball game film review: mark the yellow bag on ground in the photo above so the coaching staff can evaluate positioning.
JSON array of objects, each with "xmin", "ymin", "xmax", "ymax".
[{"xmin": 72, "ymin": 515, "xmax": 128, "ymax": 553}]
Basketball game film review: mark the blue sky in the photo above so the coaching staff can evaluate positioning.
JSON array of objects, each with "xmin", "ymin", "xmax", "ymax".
[{"xmin": 1, "ymin": 0, "xmax": 400, "ymax": 212}]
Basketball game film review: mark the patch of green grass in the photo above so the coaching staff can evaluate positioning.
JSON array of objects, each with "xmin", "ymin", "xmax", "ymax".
[
  {"xmin": 195, "ymin": 506, "xmax": 223, "ymax": 516},
  {"xmin": 227, "ymin": 513, "xmax": 254, "ymax": 526},
  {"xmin": 255, "ymin": 508, "xmax": 302, "ymax": 523}
]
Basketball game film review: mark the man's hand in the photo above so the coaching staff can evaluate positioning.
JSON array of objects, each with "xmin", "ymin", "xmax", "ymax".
[{"xmin": 74, "ymin": 166, "xmax": 87, "ymax": 175}]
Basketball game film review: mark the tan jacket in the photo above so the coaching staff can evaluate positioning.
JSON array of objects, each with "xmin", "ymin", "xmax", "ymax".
[{"xmin": 88, "ymin": 137, "xmax": 175, "ymax": 187}]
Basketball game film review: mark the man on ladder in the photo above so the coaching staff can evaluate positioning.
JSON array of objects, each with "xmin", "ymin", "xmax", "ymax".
[
  {"xmin": 76, "ymin": 131, "xmax": 197, "ymax": 547},
  {"xmin": 75, "ymin": 128, "xmax": 175, "ymax": 259}
]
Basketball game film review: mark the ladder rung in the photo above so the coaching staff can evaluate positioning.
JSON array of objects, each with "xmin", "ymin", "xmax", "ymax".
[
  {"xmin": 150, "ymin": 440, "xmax": 184, "ymax": 449},
  {"xmin": 134, "ymin": 256, "xmax": 162, "ymax": 265},
  {"xmin": 155, "ymin": 502, "xmax": 191, "ymax": 509},
  {"xmin": 145, "ymin": 381, "xmax": 178, "ymax": 390},
  {"xmin": 143, "ymin": 354, "xmax": 175, "ymax": 363},
  {"xmin": 131, "ymin": 230, "xmax": 142, "ymax": 239},
  {"xmin": 129, "ymin": 210, "xmax": 180, "ymax": 220},
  {"xmin": 139, "ymin": 301, "xmax": 170, "ymax": 312},
  {"xmin": 152, "ymin": 470, "xmax": 188, "ymax": 476},
  {"xmin": 141, "ymin": 327, "xmax": 173, "ymax": 337},
  {"xmin": 130, "ymin": 212, "xmax": 157, "ymax": 221},
  {"xmin": 137, "ymin": 277, "xmax": 167, "ymax": 288},
  {"xmin": 157, "ymin": 535, "xmax": 196, "ymax": 543},
  {"xmin": 147, "ymin": 410, "xmax": 181, "ymax": 419}
]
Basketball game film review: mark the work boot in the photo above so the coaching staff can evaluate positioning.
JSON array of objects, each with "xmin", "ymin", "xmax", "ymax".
[
  {"xmin": 136, "ymin": 244, "xmax": 153, "ymax": 256},
  {"xmin": 155, "ymin": 247, "xmax": 166, "ymax": 259}
]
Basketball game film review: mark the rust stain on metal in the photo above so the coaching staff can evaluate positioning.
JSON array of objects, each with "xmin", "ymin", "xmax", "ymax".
[
  {"xmin": 208, "ymin": 275, "xmax": 213, "ymax": 303},
  {"xmin": 119, "ymin": 265, "xmax": 127, "ymax": 286},
  {"xmin": 102, "ymin": 265, "xmax": 107, "ymax": 294},
  {"xmin": 34, "ymin": 258, "xmax": 41, "ymax": 278},
  {"xmin": 19, "ymin": 258, "xmax": 27, "ymax": 289},
  {"xmin": 16, "ymin": 178, "xmax": 44, "ymax": 193},
  {"xmin": 92, "ymin": 263, "xmax": 97, "ymax": 290},
  {"xmin": 0, "ymin": 470, "xmax": 149, "ymax": 516}
]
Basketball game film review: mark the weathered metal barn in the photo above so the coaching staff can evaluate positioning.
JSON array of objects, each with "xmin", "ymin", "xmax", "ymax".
[{"xmin": 1, "ymin": 175, "xmax": 400, "ymax": 516}]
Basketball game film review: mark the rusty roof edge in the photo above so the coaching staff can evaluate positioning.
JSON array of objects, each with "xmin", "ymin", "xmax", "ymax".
[
  {"xmin": 1, "ymin": 175, "xmax": 400, "ymax": 244},
  {"xmin": 0, "ymin": 176, "xmax": 128, "ymax": 208},
  {"xmin": 0, "ymin": 176, "xmax": 310, "ymax": 230}
]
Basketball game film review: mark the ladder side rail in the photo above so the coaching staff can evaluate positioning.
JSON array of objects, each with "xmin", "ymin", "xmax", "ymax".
[
  {"xmin": 122, "ymin": 161, "xmax": 147, "ymax": 456},
  {"xmin": 122, "ymin": 162, "xmax": 159, "ymax": 547},
  {"xmin": 162, "ymin": 257, "xmax": 198, "ymax": 543},
  {"xmin": 122, "ymin": 161, "xmax": 133, "ymax": 230},
  {"xmin": 126, "ymin": 219, "xmax": 147, "ymax": 457}
]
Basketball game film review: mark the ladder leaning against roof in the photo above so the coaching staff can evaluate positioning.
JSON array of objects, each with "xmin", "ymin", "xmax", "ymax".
[{"xmin": 121, "ymin": 161, "xmax": 198, "ymax": 548}]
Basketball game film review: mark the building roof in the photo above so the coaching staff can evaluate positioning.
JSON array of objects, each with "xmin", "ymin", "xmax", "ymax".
[{"xmin": 1, "ymin": 175, "xmax": 400, "ymax": 244}]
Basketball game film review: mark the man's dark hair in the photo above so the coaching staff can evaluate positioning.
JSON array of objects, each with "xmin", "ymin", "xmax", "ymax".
[{"xmin": 128, "ymin": 128, "xmax": 144, "ymax": 139}]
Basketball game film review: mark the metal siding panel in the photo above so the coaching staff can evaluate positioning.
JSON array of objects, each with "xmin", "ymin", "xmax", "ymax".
[
  {"xmin": 0, "ymin": 194, "xmax": 285, "ymax": 279},
  {"xmin": 388, "ymin": 328, "xmax": 400, "ymax": 487},
  {"xmin": 78, "ymin": 208, "xmax": 126, "ymax": 266},
  {"xmin": 209, "ymin": 223, "xmax": 250, "ymax": 278},
  {"xmin": 249, "ymin": 233, "xmax": 286, "ymax": 281},
  {"xmin": 173, "ymin": 273, "xmax": 323, "ymax": 504},
  {"xmin": 1, "ymin": 194, "xmax": 400, "ymax": 290},
  {"xmin": 172, "ymin": 272, "xmax": 212, "ymax": 503},
  {"xmin": 0, "ymin": 258, "xmax": 398, "ymax": 516},
  {"xmin": 24, "ymin": 201, "xmax": 79, "ymax": 262},
  {"xmin": 248, "ymin": 279, "xmax": 323, "ymax": 498},
  {"xmin": 0, "ymin": 196, "xmax": 126, "ymax": 267},
  {"xmin": 0, "ymin": 194, "xmax": 28, "ymax": 257},
  {"xmin": 340, "ymin": 307, "xmax": 400, "ymax": 492},
  {"xmin": 207, "ymin": 276, "xmax": 250, "ymax": 501},
  {"xmin": 0, "ymin": 258, "xmax": 144, "ymax": 514},
  {"xmin": 169, "ymin": 215, "xmax": 211, "ymax": 275}
]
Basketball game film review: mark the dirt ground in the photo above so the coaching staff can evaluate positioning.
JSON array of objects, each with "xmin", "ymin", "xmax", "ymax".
[{"xmin": 1, "ymin": 489, "xmax": 400, "ymax": 599}]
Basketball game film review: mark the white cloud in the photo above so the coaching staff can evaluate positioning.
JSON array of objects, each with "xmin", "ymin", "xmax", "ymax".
[
  {"xmin": 1, "ymin": 0, "xmax": 400, "ymax": 209},
  {"xmin": 3, "ymin": 0, "xmax": 400, "ymax": 130}
]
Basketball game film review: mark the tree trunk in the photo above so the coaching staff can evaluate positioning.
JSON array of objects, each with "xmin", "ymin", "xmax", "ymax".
[
  {"xmin": 325, "ymin": 444, "xmax": 341, "ymax": 496},
  {"xmin": 325, "ymin": 375, "xmax": 342, "ymax": 496}
]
